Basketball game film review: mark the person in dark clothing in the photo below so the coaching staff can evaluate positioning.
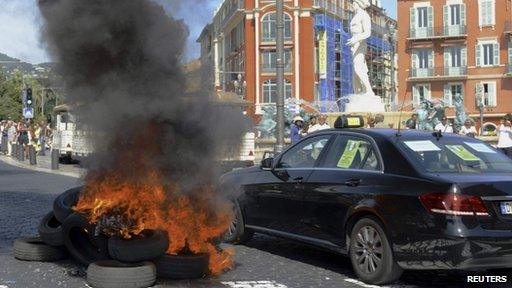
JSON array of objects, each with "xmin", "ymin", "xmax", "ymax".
[{"xmin": 405, "ymin": 114, "xmax": 418, "ymax": 130}]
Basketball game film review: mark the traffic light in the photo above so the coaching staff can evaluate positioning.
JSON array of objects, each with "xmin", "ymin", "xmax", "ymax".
[{"xmin": 26, "ymin": 88, "xmax": 33, "ymax": 107}]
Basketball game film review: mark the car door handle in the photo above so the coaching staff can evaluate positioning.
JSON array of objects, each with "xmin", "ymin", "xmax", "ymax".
[
  {"xmin": 292, "ymin": 177, "xmax": 304, "ymax": 183},
  {"xmin": 345, "ymin": 179, "xmax": 362, "ymax": 187}
]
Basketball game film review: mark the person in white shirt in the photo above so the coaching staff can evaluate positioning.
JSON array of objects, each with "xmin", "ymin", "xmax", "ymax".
[
  {"xmin": 497, "ymin": 118, "xmax": 512, "ymax": 157},
  {"xmin": 434, "ymin": 116, "xmax": 454, "ymax": 133},
  {"xmin": 459, "ymin": 119, "xmax": 478, "ymax": 138},
  {"xmin": 307, "ymin": 115, "xmax": 318, "ymax": 134},
  {"xmin": 311, "ymin": 114, "xmax": 330, "ymax": 132}
]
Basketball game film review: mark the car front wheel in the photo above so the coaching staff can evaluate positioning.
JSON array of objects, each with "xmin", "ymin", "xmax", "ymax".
[
  {"xmin": 222, "ymin": 200, "xmax": 253, "ymax": 244},
  {"xmin": 349, "ymin": 216, "xmax": 403, "ymax": 285}
]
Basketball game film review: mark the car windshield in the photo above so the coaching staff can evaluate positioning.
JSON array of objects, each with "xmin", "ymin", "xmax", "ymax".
[{"xmin": 398, "ymin": 137, "xmax": 512, "ymax": 173}]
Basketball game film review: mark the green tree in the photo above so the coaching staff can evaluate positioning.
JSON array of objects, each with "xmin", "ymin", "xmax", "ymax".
[{"xmin": 0, "ymin": 70, "xmax": 45, "ymax": 122}]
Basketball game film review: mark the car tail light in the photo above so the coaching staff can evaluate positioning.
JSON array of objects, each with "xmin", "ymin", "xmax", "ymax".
[{"xmin": 419, "ymin": 193, "xmax": 489, "ymax": 217}]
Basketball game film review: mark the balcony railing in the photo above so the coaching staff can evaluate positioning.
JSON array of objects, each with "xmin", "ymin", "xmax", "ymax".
[
  {"xmin": 313, "ymin": 0, "xmax": 345, "ymax": 19},
  {"xmin": 409, "ymin": 66, "xmax": 468, "ymax": 78},
  {"xmin": 409, "ymin": 25, "xmax": 466, "ymax": 39}
]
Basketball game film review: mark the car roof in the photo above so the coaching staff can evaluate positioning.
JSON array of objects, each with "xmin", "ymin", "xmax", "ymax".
[{"xmin": 321, "ymin": 128, "xmax": 472, "ymax": 141}]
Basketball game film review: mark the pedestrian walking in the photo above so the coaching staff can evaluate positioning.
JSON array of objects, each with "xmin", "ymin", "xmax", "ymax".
[
  {"xmin": 311, "ymin": 114, "xmax": 330, "ymax": 131},
  {"xmin": 7, "ymin": 121, "xmax": 17, "ymax": 156},
  {"xmin": 497, "ymin": 118, "xmax": 512, "ymax": 157},
  {"xmin": 373, "ymin": 114, "xmax": 387, "ymax": 128},
  {"xmin": 434, "ymin": 116, "xmax": 454, "ymax": 133},
  {"xmin": 459, "ymin": 119, "xmax": 478, "ymax": 138},
  {"xmin": 17, "ymin": 120, "xmax": 30, "ymax": 158},
  {"xmin": 0, "ymin": 121, "xmax": 7, "ymax": 154},
  {"xmin": 291, "ymin": 116, "xmax": 305, "ymax": 145},
  {"xmin": 307, "ymin": 115, "xmax": 318, "ymax": 134},
  {"xmin": 38, "ymin": 121, "xmax": 47, "ymax": 156}
]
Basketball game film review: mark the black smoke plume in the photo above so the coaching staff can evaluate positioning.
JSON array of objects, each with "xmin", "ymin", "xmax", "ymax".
[{"xmin": 38, "ymin": 0, "xmax": 246, "ymax": 189}]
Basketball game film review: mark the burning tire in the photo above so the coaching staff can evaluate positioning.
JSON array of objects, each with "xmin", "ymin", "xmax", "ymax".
[
  {"xmin": 222, "ymin": 200, "xmax": 253, "ymax": 244},
  {"xmin": 108, "ymin": 229, "xmax": 169, "ymax": 263},
  {"xmin": 38, "ymin": 211, "xmax": 65, "ymax": 246},
  {"xmin": 53, "ymin": 186, "xmax": 82, "ymax": 222},
  {"xmin": 62, "ymin": 213, "xmax": 111, "ymax": 266},
  {"xmin": 86, "ymin": 260, "xmax": 156, "ymax": 288},
  {"xmin": 13, "ymin": 236, "xmax": 67, "ymax": 262},
  {"xmin": 154, "ymin": 253, "xmax": 209, "ymax": 279}
]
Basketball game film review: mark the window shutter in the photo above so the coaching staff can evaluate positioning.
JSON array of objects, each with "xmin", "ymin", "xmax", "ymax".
[
  {"xmin": 476, "ymin": 83, "xmax": 484, "ymax": 106},
  {"xmin": 443, "ymin": 5, "xmax": 449, "ymax": 27},
  {"xmin": 413, "ymin": 86, "xmax": 419, "ymax": 105},
  {"xmin": 479, "ymin": 1, "xmax": 484, "ymax": 26},
  {"xmin": 428, "ymin": 50, "xmax": 434, "ymax": 70},
  {"xmin": 410, "ymin": 7, "xmax": 416, "ymax": 37},
  {"xmin": 427, "ymin": 6, "xmax": 434, "ymax": 29},
  {"xmin": 508, "ymin": 40, "xmax": 512, "ymax": 68},
  {"xmin": 444, "ymin": 48, "xmax": 451, "ymax": 68},
  {"xmin": 493, "ymin": 42, "xmax": 500, "ymax": 65},
  {"xmin": 412, "ymin": 50, "xmax": 418, "ymax": 70},
  {"xmin": 491, "ymin": 0, "xmax": 496, "ymax": 25},
  {"xmin": 489, "ymin": 82, "xmax": 497, "ymax": 106},
  {"xmin": 444, "ymin": 84, "xmax": 452, "ymax": 106},
  {"xmin": 461, "ymin": 46, "xmax": 468, "ymax": 67},
  {"xmin": 476, "ymin": 44, "xmax": 482, "ymax": 67},
  {"xmin": 425, "ymin": 85, "xmax": 431, "ymax": 100},
  {"xmin": 461, "ymin": 4, "xmax": 466, "ymax": 26}
]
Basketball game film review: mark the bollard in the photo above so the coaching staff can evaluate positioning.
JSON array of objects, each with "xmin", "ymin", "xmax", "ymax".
[
  {"xmin": 51, "ymin": 149, "xmax": 59, "ymax": 170},
  {"xmin": 12, "ymin": 144, "xmax": 18, "ymax": 159},
  {"xmin": 29, "ymin": 146, "xmax": 37, "ymax": 165},
  {"xmin": 18, "ymin": 145, "xmax": 25, "ymax": 162}
]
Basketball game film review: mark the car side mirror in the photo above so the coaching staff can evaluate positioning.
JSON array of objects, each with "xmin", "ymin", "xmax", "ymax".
[{"xmin": 261, "ymin": 157, "xmax": 274, "ymax": 170}]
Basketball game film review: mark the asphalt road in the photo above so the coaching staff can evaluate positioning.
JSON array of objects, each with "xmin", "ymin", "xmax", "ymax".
[{"xmin": 0, "ymin": 160, "xmax": 510, "ymax": 288}]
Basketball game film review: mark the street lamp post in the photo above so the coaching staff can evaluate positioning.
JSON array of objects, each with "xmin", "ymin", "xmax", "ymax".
[
  {"xmin": 477, "ymin": 86, "xmax": 485, "ymax": 135},
  {"xmin": 275, "ymin": 0, "xmax": 285, "ymax": 153}
]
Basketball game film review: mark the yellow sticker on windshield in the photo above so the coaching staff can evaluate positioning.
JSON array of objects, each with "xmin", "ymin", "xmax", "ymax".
[
  {"xmin": 446, "ymin": 145, "xmax": 481, "ymax": 161},
  {"xmin": 347, "ymin": 117, "xmax": 361, "ymax": 127},
  {"xmin": 337, "ymin": 140, "xmax": 361, "ymax": 168}
]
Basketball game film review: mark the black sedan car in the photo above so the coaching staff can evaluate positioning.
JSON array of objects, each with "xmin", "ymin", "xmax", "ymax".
[{"xmin": 220, "ymin": 118, "xmax": 512, "ymax": 285}]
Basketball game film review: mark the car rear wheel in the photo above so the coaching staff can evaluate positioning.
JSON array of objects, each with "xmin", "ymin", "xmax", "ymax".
[
  {"xmin": 349, "ymin": 216, "xmax": 403, "ymax": 285},
  {"xmin": 222, "ymin": 200, "xmax": 253, "ymax": 244}
]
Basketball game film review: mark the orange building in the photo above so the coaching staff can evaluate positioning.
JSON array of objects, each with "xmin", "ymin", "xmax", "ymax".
[
  {"xmin": 198, "ymin": 0, "xmax": 396, "ymax": 116},
  {"xmin": 397, "ymin": 0, "xmax": 512, "ymax": 133}
]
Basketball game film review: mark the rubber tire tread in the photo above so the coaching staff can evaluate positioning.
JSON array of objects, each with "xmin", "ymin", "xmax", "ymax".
[
  {"xmin": 154, "ymin": 253, "xmax": 209, "ymax": 279},
  {"xmin": 13, "ymin": 236, "xmax": 67, "ymax": 262},
  {"xmin": 62, "ymin": 213, "xmax": 110, "ymax": 266},
  {"xmin": 223, "ymin": 200, "xmax": 253, "ymax": 244},
  {"xmin": 53, "ymin": 186, "xmax": 82, "ymax": 222},
  {"xmin": 86, "ymin": 260, "xmax": 156, "ymax": 288},
  {"xmin": 108, "ymin": 229, "xmax": 169, "ymax": 262},
  {"xmin": 349, "ymin": 216, "xmax": 403, "ymax": 285},
  {"xmin": 38, "ymin": 211, "xmax": 64, "ymax": 246}
]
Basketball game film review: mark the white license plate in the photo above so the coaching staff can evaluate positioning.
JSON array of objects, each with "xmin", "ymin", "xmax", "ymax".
[{"xmin": 500, "ymin": 202, "xmax": 512, "ymax": 215}]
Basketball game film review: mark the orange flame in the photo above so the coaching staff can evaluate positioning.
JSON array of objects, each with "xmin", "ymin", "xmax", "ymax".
[{"xmin": 74, "ymin": 123, "xmax": 235, "ymax": 275}]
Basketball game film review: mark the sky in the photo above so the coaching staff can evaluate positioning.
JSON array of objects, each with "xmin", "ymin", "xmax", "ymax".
[{"xmin": 0, "ymin": 0, "xmax": 397, "ymax": 64}]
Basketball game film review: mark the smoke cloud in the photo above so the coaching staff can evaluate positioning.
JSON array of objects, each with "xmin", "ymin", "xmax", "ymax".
[{"xmin": 38, "ymin": 0, "xmax": 246, "ymax": 190}]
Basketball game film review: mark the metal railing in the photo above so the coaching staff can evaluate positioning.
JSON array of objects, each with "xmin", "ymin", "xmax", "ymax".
[
  {"xmin": 409, "ymin": 66, "xmax": 468, "ymax": 78},
  {"xmin": 409, "ymin": 25, "xmax": 466, "ymax": 39},
  {"xmin": 214, "ymin": 0, "xmax": 244, "ymax": 30},
  {"xmin": 312, "ymin": 0, "xmax": 345, "ymax": 19}
]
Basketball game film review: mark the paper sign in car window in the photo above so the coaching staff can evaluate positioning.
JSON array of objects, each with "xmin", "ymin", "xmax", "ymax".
[
  {"xmin": 337, "ymin": 140, "xmax": 361, "ymax": 168},
  {"xmin": 404, "ymin": 141, "xmax": 441, "ymax": 152},
  {"xmin": 464, "ymin": 142, "xmax": 497, "ymax": 154},
  {"xmin": 446, "ymin": 145, "xmax": 481, "ymax": 161}
]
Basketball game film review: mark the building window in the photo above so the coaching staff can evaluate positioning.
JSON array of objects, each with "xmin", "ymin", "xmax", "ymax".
[
  {"xmin": 444, "ymin": 46, "xmax": 467, "ymax": 75},
  {"xmin": 412, "ymin": 49, "xmax": 433, "ymax": 77},
  {"xmin": 477, "ymin": 82, "xmax": 497, "ymax": 107},
  {"xmin": 444, "ymin": 83, "xmax": 463, "ymax": 107},
  {"xmin": 479, "ymin": 0, "xmax": 495, "ymax": 27},
  {"xmin": 450, "ymin": 5, "xmax": 461, "ymax": 25},
  {"xmin": 262, "ymin": 49, "xmax": 292, "ymax": 73},
  {"xmin": 261, "ymin": 12, "xmax": 292, "ymax": 42},
  {"xmin": 417, "ymin": 7, "xmax": 429, "ymax": 28},
  {"xmin": 476, "ymin": 42, "xmax": 499, "ymax": 67},
  {"xmin": 262, "ymin": 79, "xmax": 292, "ymax": 103},
  {"xmin": 412, "ymin": 84, "xmax": 431, "ymax": 106}
]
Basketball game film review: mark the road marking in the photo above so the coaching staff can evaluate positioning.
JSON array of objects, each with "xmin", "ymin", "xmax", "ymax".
[
  {"xmin": 0, "ymin": 285, "xmax": 9, "ymax": 288},
  {"xmin": 222, "ymin": 281, "xmax": 288, "ymax": 288},
  {"xmin": 344, "ymin": 278, "xmax": 417, "ymax": 288}
]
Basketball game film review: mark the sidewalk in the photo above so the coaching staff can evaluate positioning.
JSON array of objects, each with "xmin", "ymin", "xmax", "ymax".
[{"xmin": 0, "ymin": 154, "xmax": 84, "ymax": 178}]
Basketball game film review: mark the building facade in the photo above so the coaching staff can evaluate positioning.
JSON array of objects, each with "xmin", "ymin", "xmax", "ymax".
[
  {"xmin": 198, "ymin": 0, "xmax": 396, "ymax": 116},
  {"xmin": 397, "ymin": 0, "xmax": 512, "ymax": 133}
]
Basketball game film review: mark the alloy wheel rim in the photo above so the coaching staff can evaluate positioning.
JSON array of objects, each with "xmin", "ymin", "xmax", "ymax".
[
  {"xmin": 354, "ymin": 225, "xmax": 383, "ymax": 274},
  {"xmin": 226, "ymin": 206, "xmax": 238, "ymax": 237}
]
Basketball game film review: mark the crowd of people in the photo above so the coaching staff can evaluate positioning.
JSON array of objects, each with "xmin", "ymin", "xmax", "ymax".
[
  {"xmin": 290, "ymin": 114, "xmax": 331, "ymax": 144},
  {"xmin": 0, "ymin": 119, "xmax": 51, "ymax": 158}
]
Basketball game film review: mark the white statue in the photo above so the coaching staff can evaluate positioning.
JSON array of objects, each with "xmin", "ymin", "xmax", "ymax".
[
  {"xmin": 347, "ymin": 0, "xmax": 375, "ymax": 97},
  {"xmin": 343, "ymin": 0, "xmax": 384, "ymax": 113}
]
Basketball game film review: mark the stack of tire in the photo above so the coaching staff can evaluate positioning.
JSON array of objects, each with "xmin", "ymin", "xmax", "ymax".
[{"xmin": 13, "ymin": 187, "xmax": 210, "ymax": 288}]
